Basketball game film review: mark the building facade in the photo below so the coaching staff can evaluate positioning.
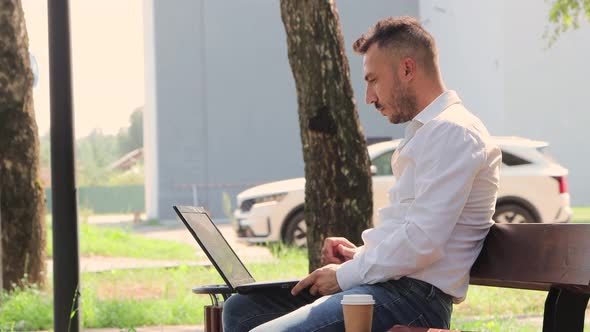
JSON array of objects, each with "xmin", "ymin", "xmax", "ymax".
[{"xmin": 144, "ymin": 0, "xmax": 590, "ymax": 220}]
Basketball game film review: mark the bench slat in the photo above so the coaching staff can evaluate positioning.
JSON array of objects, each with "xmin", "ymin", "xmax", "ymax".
[{"xmin": 471, "ymin": 223, "xmax": 590, "ymax": 292}]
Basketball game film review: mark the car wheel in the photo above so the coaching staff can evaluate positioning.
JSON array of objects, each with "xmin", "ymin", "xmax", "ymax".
[
  {"xmin": 284, "ymin": 211, "xmax": 307, "ymax": 248},
  {"xmin": 493, "ymin": 204, "xmax": 536, "ymax": 224}
]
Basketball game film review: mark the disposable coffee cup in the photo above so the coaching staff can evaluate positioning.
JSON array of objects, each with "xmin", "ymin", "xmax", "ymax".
[{"xmin": 341, "ymin": 294, "xmax": 375, "ymax": 332}]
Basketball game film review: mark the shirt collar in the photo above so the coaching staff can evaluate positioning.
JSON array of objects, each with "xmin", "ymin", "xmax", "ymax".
[{"xmin": 413, "ymin": 90, "xmax": 462, "ymax": 125}]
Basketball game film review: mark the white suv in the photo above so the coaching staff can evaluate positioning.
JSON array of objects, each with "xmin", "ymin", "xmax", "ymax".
[{"xmin": 234, "ymin": 137, "xmax": 572, "ymax": 246}]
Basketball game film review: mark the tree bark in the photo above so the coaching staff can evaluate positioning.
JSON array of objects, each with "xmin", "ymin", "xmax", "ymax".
[
  {"xmin": 0, "ymin": 0, "xmax": 46, "ymax": 290},
  {"xmin": 280, "ymin": 0, "xmax": 372, "ymax": 271}
]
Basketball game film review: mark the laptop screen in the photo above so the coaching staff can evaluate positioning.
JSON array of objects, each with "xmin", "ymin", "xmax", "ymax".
[{"xmin": 180, "ymin": 209, "xmax": 255, "ymax": 288}]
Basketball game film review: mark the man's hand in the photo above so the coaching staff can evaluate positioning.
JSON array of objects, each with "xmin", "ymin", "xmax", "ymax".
[
  {"xmin": 321, "ymin": 237, "xmax": 358, "ymax": 265},
  {"xmin": 291, "ymin": 264, "xmax": 342, "ymax": 296}
]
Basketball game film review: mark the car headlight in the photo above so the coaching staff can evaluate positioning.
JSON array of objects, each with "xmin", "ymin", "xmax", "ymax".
[
  {"xmin": 253, "ymin": 193, "xmax": 287, "ymax": 204},
  {"xmin": 240, "ymin": 193, "xmax": 287, "ymax": 212}
]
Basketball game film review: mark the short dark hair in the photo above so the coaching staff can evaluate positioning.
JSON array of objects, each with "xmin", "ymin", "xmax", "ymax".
[{"xmin": 353, "ymin": 16, "xmax": 438, "ymax": 74}]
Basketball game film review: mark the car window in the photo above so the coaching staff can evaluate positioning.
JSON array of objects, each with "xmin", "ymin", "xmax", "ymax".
[
  {"xmin": 371, "ymin": 150, "xmax": 394, "ymax": 176},
  {"xmin": 502, "ymin": 151, "xmax": 531, "ymax": 166}
]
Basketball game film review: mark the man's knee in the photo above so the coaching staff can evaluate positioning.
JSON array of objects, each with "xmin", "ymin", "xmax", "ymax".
[
  {"xmin": 222, "ymin": 293, "xmax": 288, "ymax": 332},
  {"xmin": 222, "ymin": 294, "xmax": 246, "ymax": 331}
]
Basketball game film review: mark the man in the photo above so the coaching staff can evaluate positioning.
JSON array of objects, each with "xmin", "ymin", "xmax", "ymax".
[{"xmin": 223, "ymin": 16, "xmax": 501, "ymax": 331}]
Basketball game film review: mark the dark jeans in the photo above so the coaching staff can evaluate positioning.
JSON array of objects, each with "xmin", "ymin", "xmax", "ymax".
[{"xmin": 222, "ymin": 277, "xmax": 453, "ymax": 332}]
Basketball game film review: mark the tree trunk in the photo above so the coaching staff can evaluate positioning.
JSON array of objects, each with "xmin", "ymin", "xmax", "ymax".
[
  {"xmin": 0, "ymin": 0, "xmax": 46, "ymax": 290},
  {"xmin": 280, "ymin": 0, "xmax": 372, "ymax": 271}
]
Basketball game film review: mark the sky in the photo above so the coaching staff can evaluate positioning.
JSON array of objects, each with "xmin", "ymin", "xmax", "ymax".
[{"xmin": 22, "ymin": 0, "xmax": 145, "ymax": 138}]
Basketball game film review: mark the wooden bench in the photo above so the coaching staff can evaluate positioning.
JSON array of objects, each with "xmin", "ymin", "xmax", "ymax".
[{"xmin": 392, "ymin": 223, "xmax": 590, "ymax": 332}]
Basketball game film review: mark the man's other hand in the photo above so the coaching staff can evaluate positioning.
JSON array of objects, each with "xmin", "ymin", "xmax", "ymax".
[
  {"xmin": 321, "ymin": 237, "xmax": 358, "ymax": 265},
  {"xmin": 291, "ymin": 264, "xmax": 342, "ymax": 296}
]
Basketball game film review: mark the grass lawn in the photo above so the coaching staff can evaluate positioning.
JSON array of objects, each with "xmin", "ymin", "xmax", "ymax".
[
  {"xmin": 0, "ymin": 250, "xmax": 309, "ymax": 331},
  {"xmin": 572, "ymin": 206, "xmax": 590, "ymax": 223},
  {"xmin": 46, "ymin": 219, "xmax": 197, "ymax": 261}
]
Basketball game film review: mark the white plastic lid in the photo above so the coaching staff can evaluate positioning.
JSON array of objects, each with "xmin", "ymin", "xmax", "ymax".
[{"xmin": 340, "ymin": 294, "xmax": 375, "ymax": 305}]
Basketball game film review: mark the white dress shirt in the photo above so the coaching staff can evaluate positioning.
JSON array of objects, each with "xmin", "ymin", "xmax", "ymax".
[{"xmin": 336, "ymin": 90, "xmax": 501, "ymax": 303}]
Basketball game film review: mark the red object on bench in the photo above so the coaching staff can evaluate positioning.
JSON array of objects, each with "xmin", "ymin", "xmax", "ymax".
[
  {"xmin": 193, "ymin": 286, "xmax": 232, "ymax": 332},
  {"xmin": 204, "ymin": 305, "xmax": 223, "ymax": 332}
]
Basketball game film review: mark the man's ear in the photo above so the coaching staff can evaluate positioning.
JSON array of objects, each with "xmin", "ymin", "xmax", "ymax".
[{"xmin": 401, "ymin": 57, "xmax": 416, "ymax": 81}]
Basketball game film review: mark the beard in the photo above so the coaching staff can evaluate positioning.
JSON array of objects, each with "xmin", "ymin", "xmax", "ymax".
[{"xmin": 386, "ymin": 79, "xmax": 418, "ymax": 124}]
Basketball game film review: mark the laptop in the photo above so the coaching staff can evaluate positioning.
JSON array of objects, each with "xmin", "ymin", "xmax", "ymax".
[{"xmin": 173, "ymin": 205, "xmax": 306, "ymax": 295}]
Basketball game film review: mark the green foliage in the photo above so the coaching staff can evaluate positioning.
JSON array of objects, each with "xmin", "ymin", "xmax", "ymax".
[
  {"xmin": 75, "ymin": 129, "xmax": 120, "ymax": 186},
  {"xmin": 545, "ymin": 0, "xmax": 590, "ymax": 47},
  {"xmin": 117, "ymin": 107, "xmax": 143, "ymax": 155},
  {"xmin": 46, "ymin": 221, "xmax": 197, "ymax": 260},
  {"xmin": 105, "ymin": 164, "xmax": 145, "ymax": 186},
  {"xmin": 68, "ymin": 286, "xmax": 81, "ymax": 332},
  {"xmin": 0, "ymin": 285, "xmax": 52, "ymax": 331},
  {"xmin": 38, "ymin": 107, "xmax": 145, "ymax": 188}
]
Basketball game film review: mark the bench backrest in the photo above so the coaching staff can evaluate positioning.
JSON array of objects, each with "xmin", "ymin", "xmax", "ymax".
[{"xmin": 470, "ymin": 223, "xmax": 590, "ymax": 293}]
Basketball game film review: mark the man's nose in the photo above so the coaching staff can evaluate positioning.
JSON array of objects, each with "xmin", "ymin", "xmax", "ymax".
[{"xmin": 365, "ymin": 86, "xmax": 376, "ymax": 105}]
